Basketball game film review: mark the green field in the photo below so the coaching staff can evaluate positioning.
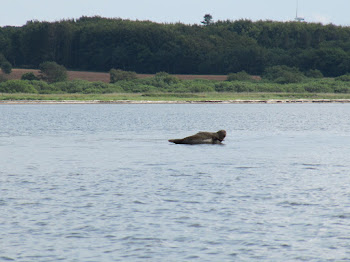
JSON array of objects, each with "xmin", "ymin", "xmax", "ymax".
[{"xmin": 2, "ymin": 92, "xmax": 350, "ymax": 103}]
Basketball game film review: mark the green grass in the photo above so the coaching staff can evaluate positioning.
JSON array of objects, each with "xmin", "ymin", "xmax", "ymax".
[
  {"xmin": 2, "ymin": 74, "xmax": 350, "ymax": 102},
  {"xmin": 2, "ymin": 92, "xmax": 350, "ymax": 102}
]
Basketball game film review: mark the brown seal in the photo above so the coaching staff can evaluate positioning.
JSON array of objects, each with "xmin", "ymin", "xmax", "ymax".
[{"xmin": 168, "ymin": 130, "xmax": 226, "ymax": 144}]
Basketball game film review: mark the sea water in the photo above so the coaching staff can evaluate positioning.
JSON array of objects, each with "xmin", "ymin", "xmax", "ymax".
[{"xmin": 1, "ymin": 103, "xmax": 350, "ymax": 261}]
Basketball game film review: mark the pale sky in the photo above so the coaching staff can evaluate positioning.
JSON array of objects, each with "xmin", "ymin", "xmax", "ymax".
[{"xmin": 0, "ymin": 0, "xmax": 349, "ymax": 27}]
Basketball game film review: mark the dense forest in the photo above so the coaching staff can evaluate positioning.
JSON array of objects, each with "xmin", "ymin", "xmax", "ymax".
[{"xmin": 1, "ymin": 16, "xmax": 350, "ymax": 77}]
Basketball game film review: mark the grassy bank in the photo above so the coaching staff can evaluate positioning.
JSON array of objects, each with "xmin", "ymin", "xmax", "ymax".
[
  {"xmin": 3, "ymin": 92, "xmax": 350, "ymax": 102},
  {"xmin": 2, "ymin": 68, "xmax": 350, "ymax": 102}
]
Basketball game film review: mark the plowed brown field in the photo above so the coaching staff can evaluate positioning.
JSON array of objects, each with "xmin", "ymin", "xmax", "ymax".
[{"xmin": 7, "ymin": 69, "xmax": 228, "ymax": 82}]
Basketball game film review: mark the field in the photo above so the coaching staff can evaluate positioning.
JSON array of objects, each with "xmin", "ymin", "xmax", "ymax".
[
  {"xmin": 3, "ymin": 69, "xmax": 350, "ymax": 103},
  {"xmin": 7, "ymin": 69, "xmax": 228, "ymax": 82}
]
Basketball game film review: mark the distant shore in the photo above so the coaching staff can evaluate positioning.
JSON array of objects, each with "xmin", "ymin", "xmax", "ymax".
[{"xmin": 2, "ymin": 99, "xmax": 350, "ymax": 104}]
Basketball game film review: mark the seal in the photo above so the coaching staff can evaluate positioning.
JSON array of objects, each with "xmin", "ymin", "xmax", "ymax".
[{"xmin": 168, "ymin": 130, "xmax": 226, "ymax": 144}]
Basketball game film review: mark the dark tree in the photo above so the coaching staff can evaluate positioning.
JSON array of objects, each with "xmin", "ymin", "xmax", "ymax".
[
  {"xmin": 1, "ymin": 61, "xmax": 12, "ymax": 74},
  {"xmin": 39, "ymin": 61, "xmax": 67, "ymax": 83},
  {"xmin": 21, "ymin": 72, "xmax": 39, "ymax": 80},
  {"xmin": 201, "ymin": 14, "xmax": 213, "ymax": 26},
  {"xmin": 110, "ymin": 69, "xmax": 137, "ymax": 83}
]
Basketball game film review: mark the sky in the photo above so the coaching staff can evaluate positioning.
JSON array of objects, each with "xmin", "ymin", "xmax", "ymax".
[{"xmin": 0, "ymin": 0, "xmax": 349, "ymax": 27}]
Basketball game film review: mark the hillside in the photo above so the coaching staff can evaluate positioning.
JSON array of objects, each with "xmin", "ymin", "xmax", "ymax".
[{"xmin": 1, "ymin": 17, "xmax": 350, "ymax": 77}]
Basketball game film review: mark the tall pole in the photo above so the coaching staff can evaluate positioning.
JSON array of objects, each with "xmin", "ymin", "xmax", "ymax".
[{"xmin": 295, "ymin": 0, "xmax": 304, "ymax": 21}]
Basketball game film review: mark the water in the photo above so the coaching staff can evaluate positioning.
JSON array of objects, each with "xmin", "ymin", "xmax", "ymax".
[{"xmin": 1, "ymin": 103, "xmax": 350, "ymax": 261}]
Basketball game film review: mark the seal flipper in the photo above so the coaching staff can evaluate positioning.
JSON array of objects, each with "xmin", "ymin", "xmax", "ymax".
[{"xmin": 168, "ymin": 139, "xmax": 184, "ymax": 144}]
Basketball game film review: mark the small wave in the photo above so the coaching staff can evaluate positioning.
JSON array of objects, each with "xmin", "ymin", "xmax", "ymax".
[
  {"xmin": 212, "ymin": 191, "xmax": 225, "ymax": 195},
  {"xmin": 183, "ymin": 201, "xmax": 201, "ymax": 204},
  {"xmin": 278, "ymin": 201, "xmax": 317, "ymax": 207},
  {"xmin": 164, "ymin": 199, "xmax": 179, "ymax": 203},
  {"xmin": 188, "ymin": 223, "xmax": 203, "ymax": 228},
  {"xmin": 236, "ymin": 166, "xmax": 257, "ymax": 170},
  {"xmin": 35, "ymin": 222, "xmax": 48, "ymax": 226},
  {"xmin": 304, "ymin": 167, "xmax": 319, "ymax": 170},
  {"xmin": 133, "ymin": 200, "xmax": 146, "ymax": 205},
  {"xmin": 302, "ymin": 163, "xmax": 322, "ymax": 167},
  {"xmin": 18, "ymin": 202, "xmax": 41, "ymax": 206},
  {"xmin": 0, "ymin": 257, "xmax": 15, "ymax": 261},
  {"xmin": 145, "ymin": 163, "xmax": 168, "ymax": 167},
  {"xmin": 104, "ymin": 234, "xmax": 116, "ymax": 238},
  {"xmin": 334, "ymin": 214, "xmax": 350, "ymax": 219},
  {"xmin": 170, "ymin": 173, "xmax": 192, "ymax": 177},
  {"xmin": 65, "ymin": 233, "xmax": 88, "ymax": 239},
  {"xmin": 120, "ymin": 236, "xmax": 163, "ymax": 242}
]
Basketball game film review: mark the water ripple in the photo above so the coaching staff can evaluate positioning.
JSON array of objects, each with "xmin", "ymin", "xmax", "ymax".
[{"xmin": 2, "ymin": 104, "xmax": 350, "ymax": 261}]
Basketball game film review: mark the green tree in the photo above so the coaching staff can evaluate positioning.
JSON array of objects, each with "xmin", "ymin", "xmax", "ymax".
[
  {"xmin": 1, "ymin": 61, "xmax": 12, "ymax": 74},
  {"xmin": 201, "ymin": 14, "xmax": 213, "ymax": 26},
  {"xmin": 39, "ymin": 61, "xmax": 67, "ymax": 83},
  {"xmin": 263, "ymin": 65, "xmax": 305, "ymax": 84},
  {"xmin": 305, "ymin": 69, "xmax": 323, "ymax": 78},
  {"xmin": 21, "ymin": 72, "xmax": 39, "ymax": 80},
  {"xmin": 0, "ymin": 53, "xmax": 12, "ymax": 74},
  {"xmin": 227, "ymin": 71, "xmax": 252, "ymax": 81},
  {"xmin": 154, "ymin": 72, "xmax": 180, "ymax": 85},
  {"xmin": 335, "ymin": 74, "xmax": 350, "ymax": 82},
  {"xmin": 109, "ymin": 69, "xmax": 137, "ymax": 83}
]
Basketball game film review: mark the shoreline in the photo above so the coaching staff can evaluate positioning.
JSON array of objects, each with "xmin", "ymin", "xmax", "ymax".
[{"xmin": 2, "ymin": 99, "xmax": 350, "ymax": 104}]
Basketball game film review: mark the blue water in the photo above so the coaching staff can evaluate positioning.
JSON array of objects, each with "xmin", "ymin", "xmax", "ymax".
[{"xmin": 1, "ymin": 103, "xmax": 350, "ymax": 261}]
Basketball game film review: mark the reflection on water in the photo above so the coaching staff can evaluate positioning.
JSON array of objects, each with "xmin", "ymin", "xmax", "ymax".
[{"xmin": 1, "ymin": 104, "xmax": 350, "ymax": 261}]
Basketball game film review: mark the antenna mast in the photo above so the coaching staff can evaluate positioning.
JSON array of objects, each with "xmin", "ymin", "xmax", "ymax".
[{"xmin": 295, "ymin": 0, "xmax": 305, "ymax": 22}]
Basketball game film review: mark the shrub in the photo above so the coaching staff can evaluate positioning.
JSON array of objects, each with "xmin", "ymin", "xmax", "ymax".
[
  {"xmin": 90, "ymin": 81, "xmax": 109, "ymax": 90},
  {"xmin": 284, "ymin": 85, "xmax": 306, "ymax": 93},
  {"xmin": 52, "ymin": 80, "xmax": 89, "ymax": 93},
  {"xmin": 256, "ymin": 84, "xmax": 286, "ymax": 92},
  {"xmin": 30, "ymin": 80, "xmax": 61, "ymax": 94},
  {"xmin": 303, "ymin": 85, "xmax": 333, "ymax": 93},
  {"xmin": 21, "ymin": 72, "xmax": 39, "ymax": 81},
  {"xmin": 110, "ymin": 69, "xmax": 137, "ymax": 83},
  {"xmin": 0, "ymin": 80, "xmax": 38, "ymax": 93},
  {"xmin": 83, "ymin": 87, "xmax": 102, "ymax": 94},
  {"xmin": 334, "ymin": 86, "xmax": 350, "ymax": 93},
  {"xmin": 39, "ymin": 61, "xmax": 67, "ymax": 83},
  {"xmin": 103, "ymin": 83, "xmax": 125, "ymax": 93},
  {"xmin": 235, "ymin": 82, "xmax": 256, "ymax": 92},
  {"xmin": 136, "ymin": 72, "xmax": 181, "ymax": 91},
  {"xmin": 1, "ymin": 61, "xmax": 12, "ymax": 74},
  {"xmin": 335, "ymin": 74, "xmax": 350, "ymax": 82},
  {"xmin": 0, "ymin": 74, "xmax": 7, "ymax": 83},
  {"xmin": 114, "ymin": 80, "xmax": 136, "ymax": 92},
  {"xmin": 305, "ymin": 69, "xmax": 323, "ymax": 78},
  {"xmin": 154, "ymin": 72, "xmax": 180, "ymax": 85},
  {"xmin": 227, "ymin": 71, "xmax": 252, "ymax": 81},
  {"xmin": 263, "ymin": 65, "xmax": 305, "ymax": 84},
  {"xmin": 215, "ymin": 82, "xmax": 236, "ymax": 92},
  {"xmin": 130, "ymin": 84, "xmax": 155, "ymax": 93},
  {"xmin": 188, "ymin": 83, "xmax": 215, "ymax": 93}
]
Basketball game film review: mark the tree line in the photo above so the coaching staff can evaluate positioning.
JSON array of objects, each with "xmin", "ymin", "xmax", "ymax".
[{"xmin": 1, "ymin": 16, "xmax": 350, "ymax": 76}]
